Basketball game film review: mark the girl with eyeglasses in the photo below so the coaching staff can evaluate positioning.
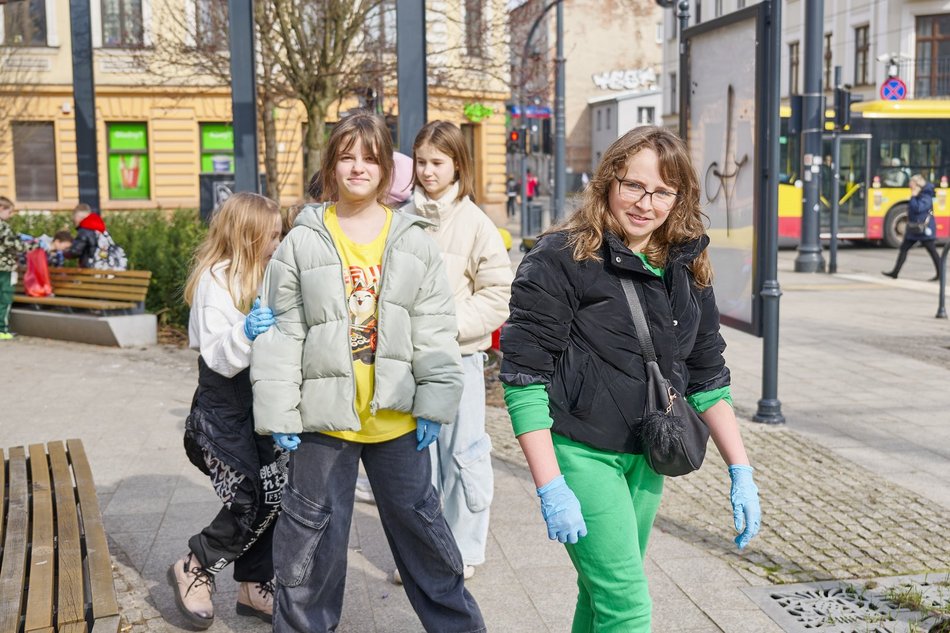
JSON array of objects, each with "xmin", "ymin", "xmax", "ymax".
[{"xmin": 501, "ymin": 126, "xmax": 761, "ymax": 632}]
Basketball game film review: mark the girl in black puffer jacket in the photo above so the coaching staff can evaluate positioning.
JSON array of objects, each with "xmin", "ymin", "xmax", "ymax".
[{"xmin": 501, "ymin": 126, "xmax": 761, "ymax": 632}]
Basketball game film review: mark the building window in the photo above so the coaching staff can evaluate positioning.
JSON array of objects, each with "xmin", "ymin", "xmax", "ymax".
[
  {"xmin": 715, "ymin": 0, "xmax": 722, "ymax": 18},
  {"xmin": 366, "ymin": 0, "xmax": 396, "ymax": 48},
  {"xmin": 915, "ymin": 14, "xmax": 950, "ymax": 98},
  {"xmin": 101, "ymin": 0, "xmax": 144, "ymax": 48},
  {"xmin": 107, "ymin": 123, "xmax": 150, "ymax": 200},
  {"xmin": 596, "ymin": 109, "xmax": 602, "ymax": 131},
  {"xmin": 854, "ymin": 25, "xmax": 869, "ymax": 86},
  {"xmin": 464, "ymin": 0, "xmax": 484, "ymax": 57},
  {"xmin": 606, "ymin": 107, "xmax": 611, "ymax": 130},
  {"xmin": 195, "ymin": 0, "xmax": 228, "ymax": 50},
  {"xmin": 737, "ymin": 0, "xmax": 746, "ymax": 8},
  {"xmin": 200, "ymin": 123, "xmax": 234, "ymax": 173},
  {"xmin": 695, "ymin": 0, "xmax": 702, "ymax": 24},
  {"xmin": 789, "ymin": 41, "xmax": 800, "ymax": 94},
  {"xmin": 670, "ymin": 72, "xmax": 678, "ymax": 113},
  {"xmin": 13, "ymin": 122, "xmax": 57, "ymax": 201},
  {"xmin": 3, "ymin": 0, "xmax": 47, "ymax": 46},
  {"xmin": 824, "ymin": 33, "xmax": 833, "ymax": 89},
  {"xmin": 656, "ymin": 21, "xmax": 663, "ymax": 44},
  {"xmin": 638, "ymin": 107, "xmax": 655, "ymax": 124}
]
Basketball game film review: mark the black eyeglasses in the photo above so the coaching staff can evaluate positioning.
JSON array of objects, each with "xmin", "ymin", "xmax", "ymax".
[{"xmin": 614, "ymin": 177, "xmax": 678, "ymax": 211}]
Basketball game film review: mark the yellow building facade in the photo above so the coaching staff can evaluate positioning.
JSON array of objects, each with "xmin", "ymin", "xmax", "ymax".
[{"xmin": 0, "ymin": 0, "xmax": 511, "ymax": 222}]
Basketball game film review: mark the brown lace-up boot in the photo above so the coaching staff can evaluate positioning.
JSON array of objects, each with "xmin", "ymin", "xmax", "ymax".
[
  {"xmin": 166, "ymin": 552, "xmax": 215, "ymax": 629},
  {"xmin": 236, "ymin": 580, "xmax": 275, "ymax": 623}
]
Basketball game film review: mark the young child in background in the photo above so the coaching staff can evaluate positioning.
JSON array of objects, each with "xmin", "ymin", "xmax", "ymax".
[
  {"xmin": 65, "ymin": 203, "xmax": 127, "ymax": 270},
  {"xmin": 251, "ymin": 111, "xmax": 485, "ymax": 632},
  {"xmin": 0, "ymin": 196, "xmax": 28, "ymax": 340},
  {"xmin": 169, "ymin": 192, "xmax": 283, "ymax": 629},
  {"xmin": 47, "ymin": 231, "xmax": 73, "ymax": 267},
  {"xmin": 405, "ymin": 120, "xmax": 513, "ymax": 581}
]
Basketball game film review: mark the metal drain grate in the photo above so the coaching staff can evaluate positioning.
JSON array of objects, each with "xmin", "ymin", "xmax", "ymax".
[{"xmin": 743, "ymin": 574, "xmax": 950, "ymax": 632}]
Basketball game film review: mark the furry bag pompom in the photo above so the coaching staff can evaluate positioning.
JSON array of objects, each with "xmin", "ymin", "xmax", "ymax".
[{"xmin": 639, "ymin": 411, "xmax": 685, "ymax": 460}]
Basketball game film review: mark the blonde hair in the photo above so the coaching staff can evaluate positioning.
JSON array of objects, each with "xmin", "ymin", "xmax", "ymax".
[
  {"xmin": 910, "ymin": 174, "xmax": 927, "ymax": 189},
  {"xmin": 281, "ymin": 204, "xmax": 304, "ymax": 238},
  {"xmin": 319, "ymin": 112, "xmax": 394, "ymax": 204},
  {"xmin": 555, "ymin": 125, "xmax": 712, "ymax": 287},
  {"xmin": 184, "ymin": 192, "xmax": 281, "ymax": 312},
  {"xmin": 412, "ymin": 120, "xmax": 475, "ymax": 202}
]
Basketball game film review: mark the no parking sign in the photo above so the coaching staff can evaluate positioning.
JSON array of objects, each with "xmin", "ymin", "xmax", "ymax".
[{"xmin": 880, "ymin": 77, "xmax": 907, "ymax": 100}]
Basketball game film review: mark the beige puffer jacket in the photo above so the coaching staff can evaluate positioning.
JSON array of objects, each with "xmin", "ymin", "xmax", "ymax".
[
  {"xmin": 409, "ymin": 183, "xmax": 513, "ymax": 355},
  {"xmin": 251, "ymin": 204, "xmax": 463, "ymax": 435}
]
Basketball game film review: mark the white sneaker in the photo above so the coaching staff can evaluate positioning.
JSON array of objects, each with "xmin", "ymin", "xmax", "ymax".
[
  {"xmin": 355, "ymin": 475, "xmax": 376, "ymax": 505},
  {"xmin": 463, "ymin": 565, "xmax": 476, "ymax": 580}
]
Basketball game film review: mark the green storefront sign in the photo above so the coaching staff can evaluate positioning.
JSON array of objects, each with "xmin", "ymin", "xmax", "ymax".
[
  {"xmin": 108, "ymin": 123, "xmax": 149, "ymax": 200},
  {"xmin": 201, "ymin": 123, "xmax": 234, "ymax": 173}
]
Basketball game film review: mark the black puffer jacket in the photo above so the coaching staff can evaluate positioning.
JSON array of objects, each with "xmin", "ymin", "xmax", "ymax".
[{"xmin": 500, "ymin": 230, "xmax": 730, "ymax": 454}]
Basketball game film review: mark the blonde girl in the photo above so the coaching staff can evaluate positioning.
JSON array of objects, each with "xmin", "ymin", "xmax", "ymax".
[
  {"xmin": 170, "ymin": 192, "xmax": 282, "ymax": 629},
  {"xmin": 501, "ymin": 126, "xmax": 761, "ymax": 631},
  {"xmin": 408, "ymin": 120, "xmax": 513, "ymax": 580},
  {"xmin": 251, "ymin": 112, "xmax": 485, "ymax": 633}
]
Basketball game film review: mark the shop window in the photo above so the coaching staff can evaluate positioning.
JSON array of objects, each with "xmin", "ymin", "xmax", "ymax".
[
  {"xmin": 200, "ymin": 123, "xmax": 234, "ymax": 173},
  {"xmin": 13, "ymin": 122, "xmax": 57, "ymax": 201},
  {"xmin": 107, "ymin": 122, "xmax": 150, "ymax": 200}
]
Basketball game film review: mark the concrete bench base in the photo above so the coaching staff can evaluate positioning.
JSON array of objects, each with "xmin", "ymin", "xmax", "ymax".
[{"xmin": 10, "ymin": 308, "xmax": 158, "ymax": 348}]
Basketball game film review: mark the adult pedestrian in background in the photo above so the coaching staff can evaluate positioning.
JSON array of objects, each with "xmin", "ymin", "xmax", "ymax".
[
  {"xmin": 501, "ymin": 126, "xmax": 761, "ymax": 632},
  {"xmin": 883, "ymin": 174, "xmax": 940, "ymax": 281}
]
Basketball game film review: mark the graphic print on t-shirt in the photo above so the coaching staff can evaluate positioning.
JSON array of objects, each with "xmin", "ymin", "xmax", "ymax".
[{"xmin": 346, "ymin": 264, "xmax": 381, "ymax": 365}]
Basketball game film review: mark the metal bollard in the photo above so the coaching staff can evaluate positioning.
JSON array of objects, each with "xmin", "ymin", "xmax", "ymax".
[{"xmin": 937, "ymin": 240, "xmax": 950, "ymax": 319}]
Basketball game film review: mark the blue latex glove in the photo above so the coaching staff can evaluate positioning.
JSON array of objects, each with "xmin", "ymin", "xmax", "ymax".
[
  {"xmin": 729, "ymin": 465, "xmax": 761, "ymax": 549},
  {"xmin": 415, "ymin": 418, "xmax": 442, "ymax": 451},
  {"xmin": 273, "ymin": 433, "xmax": 300, "ymax": 451},
  {"xmin": 537, "ymin": 475, "xmax": 588, "ymax": 544},
  {"xmin": 19, "ymin": 233, "xmax": 33, "ymax": 242},
  {"xmin": 244, "ymin": 298, "xmax": 275, "ymax": 341}
]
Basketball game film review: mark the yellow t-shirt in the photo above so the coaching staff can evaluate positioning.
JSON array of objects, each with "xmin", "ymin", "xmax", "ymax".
[{"xmin": 322, "ymin": 205, "xmax": 416, "ymax": 443}]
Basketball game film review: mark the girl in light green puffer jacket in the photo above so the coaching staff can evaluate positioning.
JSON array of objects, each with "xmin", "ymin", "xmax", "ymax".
[{"xmin": 250, "ymin": 112, "xmax": 485, "ymax": 633}]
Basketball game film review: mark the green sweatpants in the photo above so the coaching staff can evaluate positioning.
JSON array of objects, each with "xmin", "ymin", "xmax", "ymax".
[
  {"xmin": 553, "ymin": 433, "xmax": 665, "ymax": 633},
  {"xmin": 0, "ymin": 271, "xmax": 13, "ymax": 334}
]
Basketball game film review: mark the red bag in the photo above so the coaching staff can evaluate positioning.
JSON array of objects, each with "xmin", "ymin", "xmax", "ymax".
[{"xmin": 24, "ymin": 248, "xmax": 52, "ymax": 297}]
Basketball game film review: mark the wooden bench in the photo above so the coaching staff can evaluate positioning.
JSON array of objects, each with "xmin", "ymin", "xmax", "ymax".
[
  {"xmin": 0, "ymin": 439, "xmax": 120, "ymax": 633},
  {"xmin": 14, "ymin": 267, "xmax": 152, "ymax": 315},
  {"xmin": 10, "ymin": 268, "xmax": 157, "ymax": 347}
]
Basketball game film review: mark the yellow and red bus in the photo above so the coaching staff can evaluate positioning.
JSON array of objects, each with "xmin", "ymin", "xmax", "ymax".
[{"xmin": 779, "ymin": 99, "xmax": 950, "ymax": 247}]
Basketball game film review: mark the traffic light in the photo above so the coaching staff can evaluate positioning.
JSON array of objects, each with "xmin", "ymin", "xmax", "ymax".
[
  {"xmin": 507, "ymin": 128, "xmax": 528, "ymax": 154},
  {"xmin": 834, "ymin": 87, "xmax": 852, "ymax": 130}
]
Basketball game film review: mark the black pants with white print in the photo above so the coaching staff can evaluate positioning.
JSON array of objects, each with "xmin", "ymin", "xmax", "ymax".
[{"xmin": 189, "ymin": 436, "xmax": 288, "ymax": 583}]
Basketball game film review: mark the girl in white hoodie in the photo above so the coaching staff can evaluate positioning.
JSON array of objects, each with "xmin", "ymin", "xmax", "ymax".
[{"xmin": 410, "ymin": 120, "xmax": 514, "ymax": 579}]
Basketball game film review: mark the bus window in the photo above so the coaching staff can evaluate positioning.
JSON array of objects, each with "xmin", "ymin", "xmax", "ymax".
[{"xmin": 779, "ymin": 120, "xmax": 800, "ymax": 184}]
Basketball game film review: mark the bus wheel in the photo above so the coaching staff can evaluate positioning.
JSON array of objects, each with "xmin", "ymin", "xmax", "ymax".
[{"xmin": 883, "ymin": 204, "xmax": 908, "ymax": 248}]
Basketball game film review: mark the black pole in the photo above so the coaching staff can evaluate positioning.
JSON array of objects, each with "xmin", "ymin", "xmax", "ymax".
[
  {"xmin": 677, "ymin": 0, "xmax": 690, "ymax": 139},
  {"xmin": 937, "ymin": 240, "xmax": 950, "ymax": 318},
  {"xmin": 396, "ymin": 0, "xmax": 427, "ymax": 156},
  {"xmin": 228, "ymin": 0, "xmax": 260, "ymax": 193},
  {"xmin": 829, "ymin": 66, "xmax": 841, "ymax": 274},
  {"xmin": 753, "ymin": 0, "xmax": 785, "ymax": 424},
  {"xmin": 793, "ymin": 0, "xmax": 826, "ymax": 272},
  {"xmin": 519, "ymin": 1, "xmax": 560, "ymax": 244},
  {"xmin": 69, "ymin": 0, "xmax": 100, "ymax": 211},
  {"xmin": 552, "ymin": 1, "xmax": 566, "ymax": 223}
]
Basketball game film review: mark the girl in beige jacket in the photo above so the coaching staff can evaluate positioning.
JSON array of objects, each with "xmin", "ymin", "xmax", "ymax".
[{"xmin": 409, "ymin": 121, "xmax": 514, "ymax": 579}]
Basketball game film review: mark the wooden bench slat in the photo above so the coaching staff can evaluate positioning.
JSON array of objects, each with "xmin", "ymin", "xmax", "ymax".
[
  {"xmin": 39, "ymin": 287, "xmax": 148, "ymax": 302},
  {"xmin": 49, "ymin": 268, "xmax": 152, "ymax": 280},
  {"xmin": 0, "ymin": 447, "xmax": 30, "ymax": 633},
  {"xmin": 13, "ymin": 295, "xmax": 138, "ymax": 311},
  {"xmin": 25, "ymin": 445, "xmax": 55, "ymax": 632},
  {"xmin": 89, "ymin": 614, "xmax": 121, "ymax": 633},
  {"xmin": 48, "ymin": 442, "xmax": 85, "ymax": 625},
  {"xmin": 67, "ymin": 440, "xmax": 119, "ymax": 619},
  {"xmin": 47, "ymin": 276, "xmax": 152, "ymax": 289},
  {"xmin": 58, "ymin": 622, "xmax": 88, "ymax": 633}
]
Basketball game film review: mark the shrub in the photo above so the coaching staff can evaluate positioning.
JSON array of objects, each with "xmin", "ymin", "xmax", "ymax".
[{"xmin": 10, "ymin": 209, "xmax": 206, "ymax": 329}]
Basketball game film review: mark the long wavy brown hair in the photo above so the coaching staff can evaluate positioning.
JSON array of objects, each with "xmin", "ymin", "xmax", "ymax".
[{"xmin": 557, "ymin": 126, "xmax": 712, "ymax": 286}]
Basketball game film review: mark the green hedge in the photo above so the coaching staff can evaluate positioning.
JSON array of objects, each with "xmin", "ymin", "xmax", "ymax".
[{"xmin": 11, "ymin": 210, "xmax": 206, "ymax": 329}]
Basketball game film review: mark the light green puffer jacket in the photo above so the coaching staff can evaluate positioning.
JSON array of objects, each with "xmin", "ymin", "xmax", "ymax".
[{"xmin": 251, "ymin": 204, "xmax": 463, "ymax": 435}]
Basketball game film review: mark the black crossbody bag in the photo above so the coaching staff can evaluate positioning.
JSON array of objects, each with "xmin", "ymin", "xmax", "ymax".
[{"xmin": 619, "ymin": 277, "xmax": 710, "ymax": 477}]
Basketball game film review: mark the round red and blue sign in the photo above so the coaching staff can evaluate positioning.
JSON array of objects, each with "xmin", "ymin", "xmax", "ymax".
[{"xmin": 880, "ymin": 77, "xmax": 907, "ymax": 101}]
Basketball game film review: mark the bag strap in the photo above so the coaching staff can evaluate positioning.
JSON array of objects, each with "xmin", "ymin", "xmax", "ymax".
[{"xmin": 619, "ymin": 277, "xmax": 657, "ymax": 364}]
